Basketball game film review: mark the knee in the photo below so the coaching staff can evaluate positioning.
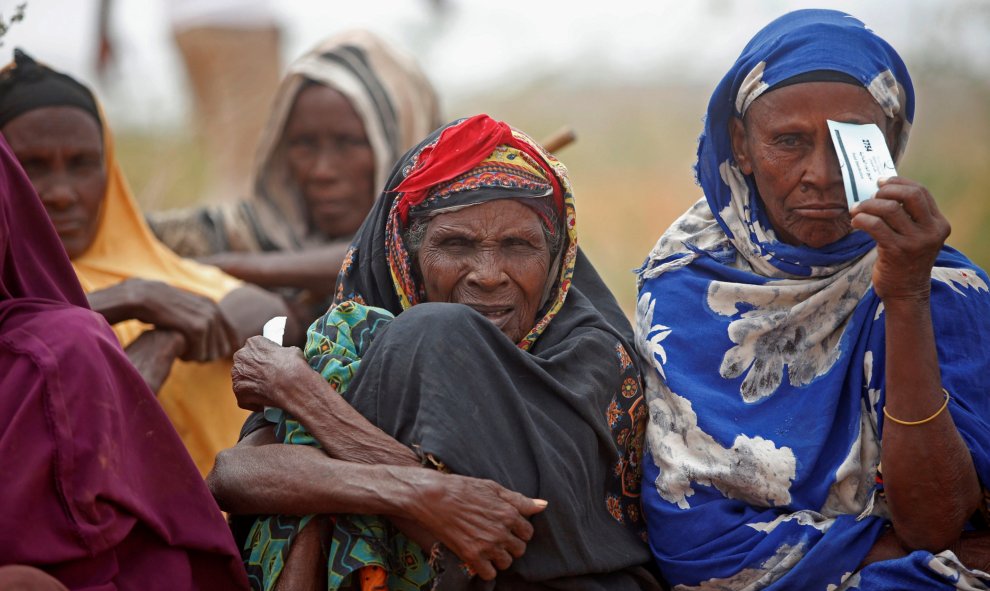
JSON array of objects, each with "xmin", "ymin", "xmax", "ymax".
[
  {"xmin": 371, "ymin": 302, "xmax": 498, "ymax": 361},
  {"xmin": 394, "ymin": 302, "xmax": 490, "ymax": 340}
]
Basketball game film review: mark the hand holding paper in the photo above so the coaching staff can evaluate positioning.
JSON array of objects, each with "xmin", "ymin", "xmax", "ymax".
[{"xmin": 840, "ymin": 137, "xmax": 951, "ymax": 301}]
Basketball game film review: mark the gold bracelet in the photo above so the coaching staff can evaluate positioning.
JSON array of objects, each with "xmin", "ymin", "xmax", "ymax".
[{"xmin": 883, "ymin": 388, "xmax": 951, "ymax": 426}]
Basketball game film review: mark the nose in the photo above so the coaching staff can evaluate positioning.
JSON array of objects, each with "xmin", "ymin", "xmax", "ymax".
[
  {"xmin": 39, "ymin": 177, "xmax": 79, "ymax": 210},
  {"xmin": 309, "ymin": 144, "xmax": 342, "ymax": 182},
  {"xmin": 803, "ymin": 137, "xmax": 844, "ymax": 193},
  {"xmin": 466, "ymin": 249, "xmax": 510, "ymax": 291}
]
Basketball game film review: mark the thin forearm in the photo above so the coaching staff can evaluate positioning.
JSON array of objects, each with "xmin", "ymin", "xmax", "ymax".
[
  {"xmin": 882, "ymin": 297, "xmax": 980, "ymax": 550},
  {"xmin": 285, "ymin": 371, "xmax": 421, "ymax": 467},
  {"xmin": 951, "ymin": 530, "xmax": 990, "ymax": 573},
  {"xmin": 87, "ymin": 281, "xmax": 138, "ymax": 325},
  {"xmin": 124, "ymin": 329, "xmax": 184, "ymax": 393},
  {"xmin": 207, "ymin": 245, "xmax": 348, "ymax": 294},
  {"xmin": 209, "ymin": 443, "xmax": 421, "ymax": 516},
  {"xmin": 218, "ymin": 284, "xmax": 292, "ymax": 347}
]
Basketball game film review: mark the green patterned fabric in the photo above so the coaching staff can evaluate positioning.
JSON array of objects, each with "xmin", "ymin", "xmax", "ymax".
[{"xmin": 242, "ymin": 300, "xmax": 434, "ymax": 591}]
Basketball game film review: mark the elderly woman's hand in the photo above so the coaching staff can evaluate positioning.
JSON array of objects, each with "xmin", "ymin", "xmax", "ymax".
[
  {"xmin": 399, "ymin": 469, "xmax": 547, "ymax": 581},
  {"xmin": 123, "ymin": 278, "xmax": 235, "ymax": 362},
  {"xmin": 850, "ymin": 177, "xmax": 950, "ymax": 301},
  {"xmin": 231, "ymin": 336, "xmax": 316, "ymax": 412}
]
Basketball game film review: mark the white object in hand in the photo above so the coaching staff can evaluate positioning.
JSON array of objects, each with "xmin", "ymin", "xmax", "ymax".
[
  {"xmin": 827, "ymin": 120, "xmax": 898, "ymax": 207},
  {"xmin": 261, "ymin": 315, "xmax": 287, "ymax": 420},
  {"xmin": 262, "ymin": 315, "xmax": 287, "ymax": 346}
]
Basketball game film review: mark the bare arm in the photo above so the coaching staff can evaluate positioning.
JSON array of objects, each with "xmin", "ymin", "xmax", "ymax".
[
  {"xmin": 217, "ymin": 283, "xmax": 297, "ymax": 348},
  {"xmin": 852, "ymin": 177, "xmax": 981, "ymax": 552},
  {"xmin": 231, "ymin": 336, "xmax": 420, "ymax": 466},
  {"xmin": 199, "ymin": 243, "xmax": 350, "ymax": 296},
  {"xmin": 860, "ymin": 529, "xmax": 990, "ymax": 571},
  {"xmin": 87, "ymin": 279, "xmax": 233, "ymax": 362},
  {"xmin": 123, "ymin": 329, "xmax": 185, "ymax": 393},
  {"xmin": 210, "ymin": 427, "xmax": 424, "ymax": 516},
  {"xmin": 208, "ymin": 427, "xmax": 545, "ymax": 580}
]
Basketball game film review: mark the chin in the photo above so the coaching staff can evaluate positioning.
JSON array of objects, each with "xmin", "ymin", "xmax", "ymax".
[
  {"xmin": 315, "ymin": 222, "xmax": 357, "ymax": 240},
  {"xmin": 801, "ymin": 232, "xmax": 851, "ymax": 249},
  {"xmin": 793, "ymin": 224, "xmax": 853, "ymax": 249}
]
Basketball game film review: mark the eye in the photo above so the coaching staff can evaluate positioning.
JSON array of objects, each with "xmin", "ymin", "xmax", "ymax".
[
  {"xmin": 288, "ymin": 135, "xmax": 318, "ymax": 151},
  {"xmin": 774, "ymin": 134, "xmax": 802, "ymax": 147},
  {"xmin": 440, "ymin": 236, "xmax": 473, "ymax": 248},
  {"xmin": 334, "ymin": 135, "xmax": 370, "ymax": 155},
  {"xmin": 503, "ymin": 237, "xmax": 535, "ymax": 248},
  {"xmin": 339, "ymin": 135, "xmax": 368, "ymax": 147},
  {"xmin": 69, "ymin": 154, "xmax": 102, "ymax": 173},
  {"xmin": 18, "ymin": 157, "xmax": 48, "ymax": 176}
]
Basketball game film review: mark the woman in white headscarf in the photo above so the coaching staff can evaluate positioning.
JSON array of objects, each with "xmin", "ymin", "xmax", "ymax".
[{"xmin": 150, "ymin": 30, "xmax": 441, "ymax": 322}]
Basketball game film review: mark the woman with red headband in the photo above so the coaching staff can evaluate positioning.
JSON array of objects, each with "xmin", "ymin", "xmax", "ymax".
[{"xmin": 208, "ymin": 115, "xmax": 661, "ymax": 590}]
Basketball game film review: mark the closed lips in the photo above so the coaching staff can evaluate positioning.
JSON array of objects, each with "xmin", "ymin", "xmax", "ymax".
[
  {"xmin": 51, "ymin": 217, "xmax": 84, "ymax": 232},
  {"xmin": 794, "ymin": 205, "xmax": 846, "ymax": 218}
]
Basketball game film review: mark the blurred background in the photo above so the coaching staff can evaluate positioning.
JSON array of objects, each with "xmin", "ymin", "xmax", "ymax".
[{"xmin": 4, "ymin": 0, "xmax": 989, "ymax": 312}]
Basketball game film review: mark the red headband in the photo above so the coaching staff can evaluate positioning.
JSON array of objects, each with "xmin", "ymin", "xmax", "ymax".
[{"xmin": 392, "ymin": 114, "xmax": 563, "ymax": 224}]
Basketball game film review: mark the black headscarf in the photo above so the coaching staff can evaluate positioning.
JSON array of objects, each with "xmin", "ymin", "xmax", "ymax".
[
  {"xmin": 330, "ymin": 116, "xmax": 659, "ymax": 589},
  {"xmin": 0, "ymin": 49, "xmax": 101, "ymax": 129}
]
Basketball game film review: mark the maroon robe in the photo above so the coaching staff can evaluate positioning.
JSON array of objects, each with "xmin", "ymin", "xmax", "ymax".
[{"xmin": 0, "ymin": 135, "xmax": 248, "ymax": 589}]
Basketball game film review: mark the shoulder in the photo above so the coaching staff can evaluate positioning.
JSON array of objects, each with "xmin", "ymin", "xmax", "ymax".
[{"xmin": 536, "ymin": 287, "xmax": 639, "ymax": 376}]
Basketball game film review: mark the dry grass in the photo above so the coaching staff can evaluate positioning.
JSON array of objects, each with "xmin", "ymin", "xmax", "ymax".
[{"xmin": 120, "ymin": 75, "xmax": 990, "ymax": 316}]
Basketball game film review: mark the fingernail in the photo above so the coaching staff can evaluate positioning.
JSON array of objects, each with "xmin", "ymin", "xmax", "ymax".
[
  {"xmin": 533, "ymin": 499, "xmax": 548, "ymax": 508},
  {"xmin": 877, "ymin": 176, "xmax": 891, "ymax": 186}
]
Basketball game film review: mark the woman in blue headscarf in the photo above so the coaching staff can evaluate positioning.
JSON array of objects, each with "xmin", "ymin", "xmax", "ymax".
[{"xmin": 636, "ymin": 9, "xmax": 990, "ymax": 590}]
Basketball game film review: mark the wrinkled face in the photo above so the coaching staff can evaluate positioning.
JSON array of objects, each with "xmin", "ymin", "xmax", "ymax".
[
  {"xmin": 284, "ymin": 84, "xmax": 376, "ymax": 240},
  {"xmin": 3, "ymin": 106, "xmax": 107, "ymax": 259},
  {"xmin": 417, "ymin": 199, "xmax": 553, "ymax": 343},
  {"xmin": 730, "ymin": 81, "xmax": 900, "ymax": 249}
]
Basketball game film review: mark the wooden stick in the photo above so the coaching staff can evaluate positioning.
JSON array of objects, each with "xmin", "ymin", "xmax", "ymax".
[{"xmin": 540, "ymin": 125, "xmax": 577, "ymax": 154}]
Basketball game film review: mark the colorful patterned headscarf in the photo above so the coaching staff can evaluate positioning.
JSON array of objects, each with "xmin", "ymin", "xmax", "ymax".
[
  {"xmin": 337, "ymin": 114, "xmax": 578, "ymax": 351},
  {"xmin": 636, "ymin": 9, "xmax": 990, "ymax": 590}
]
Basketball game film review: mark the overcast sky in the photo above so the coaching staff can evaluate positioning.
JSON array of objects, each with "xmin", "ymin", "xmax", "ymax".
[{"xmin": 2, "ymin": 0, "xmax": 987, "ymax": 128}]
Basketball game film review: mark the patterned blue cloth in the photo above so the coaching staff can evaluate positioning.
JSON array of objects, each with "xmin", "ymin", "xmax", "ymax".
[{"xmin": 635, "ymin": 9, "xmax": 990, "ymax": 590}]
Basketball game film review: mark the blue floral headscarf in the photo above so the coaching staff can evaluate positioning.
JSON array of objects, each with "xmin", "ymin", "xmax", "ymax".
[
  {"xmin": 636, "ymin": 9, "xmax": 990, "ymax": 590},
  {"xmin": 696, "ymin": 8, "xmax": 913, "ymax": 278}
]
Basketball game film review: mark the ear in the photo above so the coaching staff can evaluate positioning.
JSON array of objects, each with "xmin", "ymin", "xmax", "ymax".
[{"xmin": 729, "ymin": 117, "xmax": 753, "ymax": 175}]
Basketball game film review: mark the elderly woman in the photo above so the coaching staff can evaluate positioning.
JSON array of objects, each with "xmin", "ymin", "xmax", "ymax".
[
  {"xmin": 0, "ymin": 135, "xmax": 249, "ymax": 589},
  {"xmin": 0, "ymin": 50, "xmax": 288, "ymax": 476},
  {"xmin": 636, "ymin": 9, "xmax": 990, "ymax": 590},
  {"xmin": 208, "ymin": 115, "xmax": 660, "ymax": 590},
  {"xmin": 150, "ymin": 30, "xmax": 441, "ymax": 322}
]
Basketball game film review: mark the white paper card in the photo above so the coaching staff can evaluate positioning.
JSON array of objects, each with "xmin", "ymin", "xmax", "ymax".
[
  {"xmin": 827, "ymin": 120, "xmax": 897, "ymax": 207},
  {"xmin": 261, "ymin": 315, "xmax": 287, "ymax": 421},
  {"xmin": 262, "ymin": 315, "xmax": 287, "ymax": 346}
]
